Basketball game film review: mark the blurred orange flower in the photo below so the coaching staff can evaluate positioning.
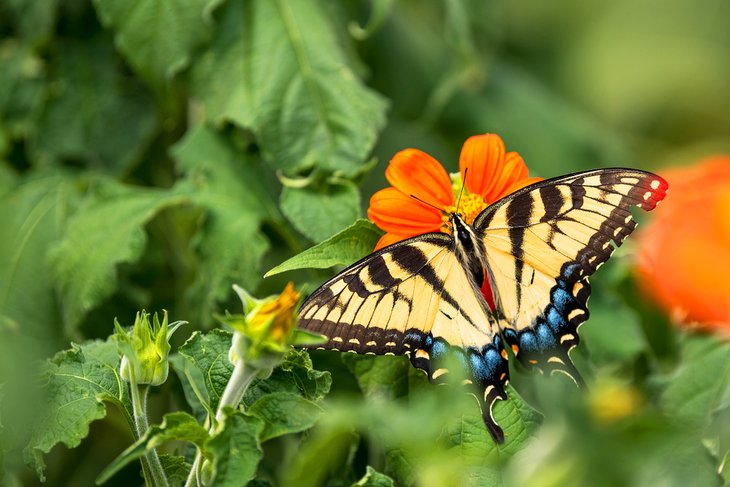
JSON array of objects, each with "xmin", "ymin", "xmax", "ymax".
[
  {"xmin": 367, "ymin": 133, "xmax": 542, "ymax": 310},
  {"xmin": 635, "ymin": 157, "xmax": 730, "ymax": 332}
]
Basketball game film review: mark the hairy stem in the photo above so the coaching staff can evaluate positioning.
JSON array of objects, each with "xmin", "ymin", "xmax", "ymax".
[
  {"xmin": 130, "ymin": 381, "xmax": 169, "ymax": 487},
  {"xmin": 184, "ymin": 356, "xmax": 261, "ymax": 487}
]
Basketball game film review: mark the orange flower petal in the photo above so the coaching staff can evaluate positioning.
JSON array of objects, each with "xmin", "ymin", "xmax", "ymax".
[
  {"xmin": 489, "ymin": 152, "xmax": 529, "ymax": 198},
  {"xmin": 638, "ymin": 231, "xmax": 730, "ymax": 326},
  {"xmin": 502, "ymin": 176, "xmax": 544, "ymax": 198},
  {"xmin": 459, "ymin": 134, "xmax": 506, "ymax": 200},
  {"xmin": 386, "ymin": 149, "xmax": 454, "ymax": 208},
  {"xmin": 374, "ymin": 232, "xmax": 409, "ymax": 250},
  {"xmin": 635, "ymin": 156, "xmax": 730, "ymax": 331},
  {"xmin": 368, "ymin": 187, "xmax": 444, "ymax": 236}
]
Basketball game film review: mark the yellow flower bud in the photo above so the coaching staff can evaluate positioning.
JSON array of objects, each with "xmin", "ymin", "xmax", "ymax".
[
  {"xmin": 223, "ymin": 282, "xmax": 302, "ymax": 369},
  {"xmin": 247, "ymin": 282, "xmax": 299, "ymax": 345}
]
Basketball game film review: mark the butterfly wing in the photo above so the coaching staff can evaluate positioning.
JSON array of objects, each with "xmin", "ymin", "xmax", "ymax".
[
  {"xmin": 297, "ymin": 233, "xmax": 510, "ymax": 441},
  {"xmin": 474, "ymin": 168, "xmax": 668, "ymax": 382}
]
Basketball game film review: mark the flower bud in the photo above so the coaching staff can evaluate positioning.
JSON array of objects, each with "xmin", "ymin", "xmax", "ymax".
[
  {"xmin": 224, "ymin": 282, "xmax": 300, "ymax": 369},
  {"xmin": 115, "ymin": 310, "xmax": 185, "ymax": 386}
]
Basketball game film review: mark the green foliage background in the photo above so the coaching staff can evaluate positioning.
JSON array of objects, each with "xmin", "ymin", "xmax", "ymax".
[{"xmin": 1, "ymin": 0, "xmax": 730, "ymax": 485}]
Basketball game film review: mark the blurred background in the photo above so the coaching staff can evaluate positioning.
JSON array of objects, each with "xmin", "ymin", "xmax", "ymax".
[{"xmin": 1, "ymin": 0, "xmax": 729, "ymax": 485}]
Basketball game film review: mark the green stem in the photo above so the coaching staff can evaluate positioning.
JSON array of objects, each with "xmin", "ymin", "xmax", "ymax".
[
  {"xmin": 184, "ymin": 455, "xmax": 203, "ymax": 487},
  {"xmin": 215, "ymin": 357, "xmax": 259, "ymax": 423},
  {"xmin": 127, "ymin": 371, "xmax": 153, "ymax": 485},
  {"xmin": 184, "ymin": 353, "xmax": 261, "ymax": 487},
  {"xmin": 131, "ymin": 382, "xmax": 169, "ymax": 487}
]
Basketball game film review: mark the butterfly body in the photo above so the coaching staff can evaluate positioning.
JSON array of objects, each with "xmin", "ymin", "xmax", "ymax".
[{"xmin": 298, "ymin": 168, "xmax": 668, "ymax": 443}]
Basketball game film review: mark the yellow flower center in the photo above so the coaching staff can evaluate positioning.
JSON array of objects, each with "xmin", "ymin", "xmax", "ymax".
[{"xmin": 441, "ymin": 192, "xmax": 488, "ymax": 232}]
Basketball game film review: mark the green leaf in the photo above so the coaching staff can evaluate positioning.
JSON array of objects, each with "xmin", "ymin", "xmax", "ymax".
[
  {"xmin": 97, "ymin": 412, "xmax": 207, "ymax": 484},
  {"xmin": 265, "ymin": 219, "xmax": 382, "ymax": 277},
  {"xmin": 244, "ymin": 349, "xmax": 332, "ymax": 404},
  {"xmin": 0, "ymin": 171, "xmax": 76, "ymax": 361},
  {"xmin": 189, "ymin": 0, "xmax": 388, "ymax": 176},
  {"xmin": 177, "ymin": 334, "xmax": 331, "ymax": 423},
  {"xmin": 581, "ymin": 297, "xmax": 646, "ymax": 364},
  {"xmin": 24, "ymin": 339, "xmax": 131, "ymax": 480},
  {"xmin": 342, "ymin": 354, "xmax": 409, "ymax": 400},
  {"xmin": 0, "ymin": 383, "xmax": 4, "ymax": 431},
  {"xmin": 205, "ymin": 409, "xmax": 264, "ymax": 487},
  {"xmin": 32, "ymin": 40, "xmax": 157, "ymax": 175},
  {"xmin": 280, "ymin": 180, "xmax": 361, "ymax": 243},
  {"xmin": 49, "ymin": 178, "xmax": 189, "ymax": 331},
  {"xmin": 0, "ymin": 164, "xmax": 16, "ymax": 195},
  {"xmin": 442, "ymin": 385, "xmax": 540, "ymax": 462},
  {"xmin": 0, "ymin": 384, "xmax": 5, "ymax": 483},
  {"xmin": 284, "ymin": 426, "xmax": 360, "ymax": 487},
  {"xmin": 661, "ymin": 334, "xmax": 730, "ymax": 428},
  {"xmin": 352, "ymin": 466, "xmax": 395, "ymax": 487},
  {"xmin": 177, "ymin": 329, "xmax": 234, "ymax": 414},
  {"xmin": 172, "ymin": 124, "xmax": 273, "ymax": 325},
  {"xmin": 291, "ymin": 329, "xmax": 328, "ymax": 347},
  {"xmin": 248, "ymin": 392, "xmax": 323, "ymax": 441},
  {"xmin": 0, "ymin": 0, "xmax": 58, "ymax": 46},
  {"xmin": 0, "ymin": 42, "xmax": 47, "ymax": 141},
  {"xmin": 92, "ymin": 0, "xmax": 221, "ymax": 92},
  {"xmin": 159, "ymin": 454, "xmax": 192, "ymax": 487},
  {"xmin": 383, "ymin": 449, "xmax": 415, "ymax": 487},
  {"xmin": 637, "ymin": 437, "xmax": 720, "ymax": 487},
  {"xmin": 170, "ymin": 354, "xmax": 213, "ymax": 422}
]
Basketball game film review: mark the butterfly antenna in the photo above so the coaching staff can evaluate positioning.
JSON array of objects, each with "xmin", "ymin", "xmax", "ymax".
[
  {"xmin": 456, "ymin": 168, "xmax": 468, "ymax": 214},
  {"xmin": 409, "ymin": 194, "xmax": 442, "ymax": 211}
]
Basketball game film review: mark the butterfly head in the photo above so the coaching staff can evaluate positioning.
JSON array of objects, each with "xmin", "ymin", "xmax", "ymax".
[{"xmin": 449, "ymin": 212, "xmax": 478, "ymax": 251}]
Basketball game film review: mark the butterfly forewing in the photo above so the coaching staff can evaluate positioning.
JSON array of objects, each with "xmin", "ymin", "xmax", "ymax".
[
  {"xmin": 475, "ymin": 169, "xmax": 668, "ymax": 380},
  {"xmin": 299, "ymin": 233, "xmax": 501, "ymax": 353},
  {"xmin": 297, "ymin": 233, "xmax": 510, "ymax": 441}
]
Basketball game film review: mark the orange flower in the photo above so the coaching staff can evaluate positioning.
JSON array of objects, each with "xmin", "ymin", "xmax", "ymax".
[
  {"xmin": 635, "ymin": 157, "xmax": 730, "ymax": 333},
  {"xmin": 367, "ymin": 133, "xmax": 542, "ymax": 310}
]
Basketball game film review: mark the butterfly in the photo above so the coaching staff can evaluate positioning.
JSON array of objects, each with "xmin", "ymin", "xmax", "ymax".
[{"xmin": 297, "ymin": 168, "xmax": 668, "ymax": 443}]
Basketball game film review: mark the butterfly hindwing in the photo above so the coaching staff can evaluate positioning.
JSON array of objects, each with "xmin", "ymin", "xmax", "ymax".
[
  {"xmin": 298, "ymin": 233, "xmax": 510, "ymax": 441},
  {"xmin": 475, "ymin": 168, "xmax": 668, "ymax": 381}
]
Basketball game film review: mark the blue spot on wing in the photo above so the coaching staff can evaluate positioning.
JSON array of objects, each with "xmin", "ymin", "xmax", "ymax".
[
  {"xmin": 519, "ymin": 331, "xmax": 538, "ymax": 354},
  {"xmin": 431, "ymin": 338, "xmax": 448, "ymax": 360},
  {"xmin": 468, "ymin": 350, "xmax": 490, "ymax": 382},
  {"xmin": 551, "ymin": 286, "xmax": 572, "ymax": 314},
  {"xmin": 536, "ymin": 323, "xmax": 557, "ymax": 348},
  {"xmin": 546, "ymin": 306, "xmax": 567, "ymax": 333}
]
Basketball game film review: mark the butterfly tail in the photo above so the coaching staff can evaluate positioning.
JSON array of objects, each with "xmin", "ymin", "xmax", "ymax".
[
  {"xmin": 475, "ymin": 381, "xmax": 508, "ymax": 444},
  {"xmin": 543, "ymin": 350, "xmax": 588, "ymax": 389},
  {"xmin": 468, "ymin": 338, "xmax": 511, "ymax": 444}
]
